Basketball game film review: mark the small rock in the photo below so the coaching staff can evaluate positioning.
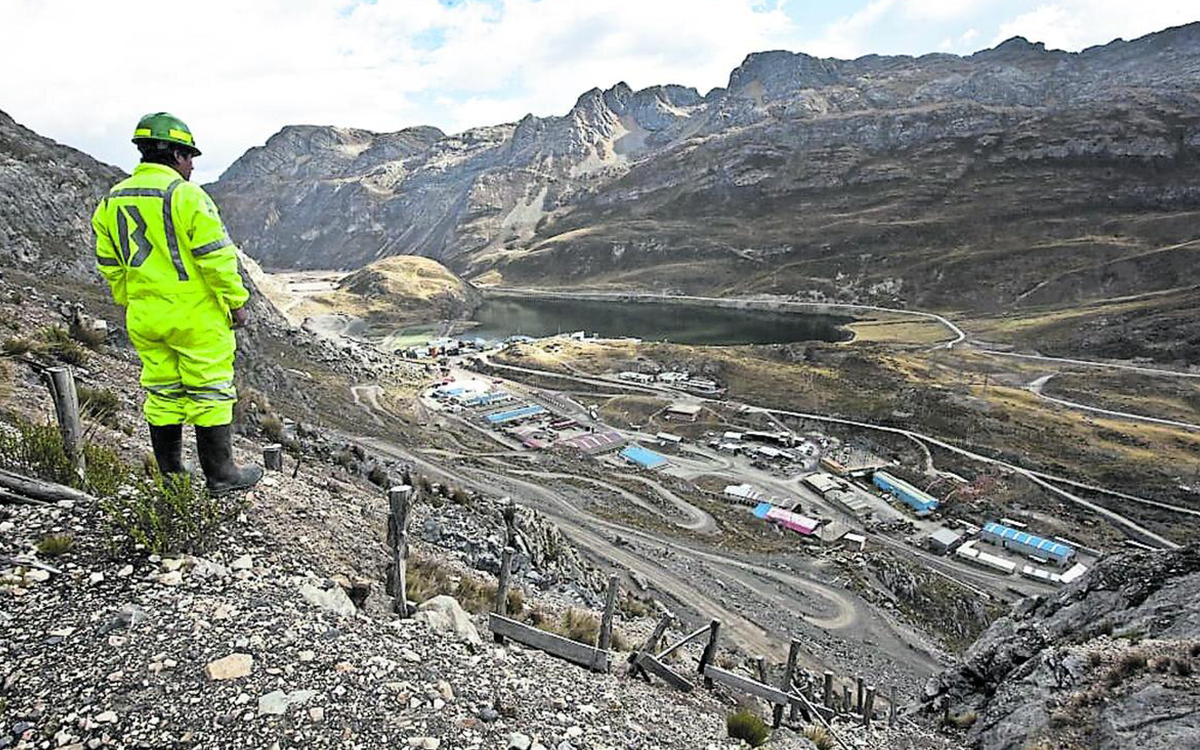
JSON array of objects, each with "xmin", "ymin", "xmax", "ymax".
[
  {"xmin": 231, "ymin": 554, "xmax": 253, "ymax": 571},
  {"xmin": 300, "ymin": 583, "xmax": 356, "ymax": 617},
  {"xmin": 0, "ymin": 521, "xmax": 13, "ymax": 533},
  {"xmin": 308, "ymin": 707, "xmax": 325, "ymax": 723},
  {"xmin": 116, "ymin": 565, "xmax": 133, "ymax": 577},
  {"xmin": 161, "ymin": 558, "xmax": 185, "ymax": 572},
  {"xmin": 25, "ymin": 569, "xmax": 51, "ymax": 583},
  {"xmin": 88, "ymin": 572, "xmax": 104, "ymax": 585},
  {"xmin": 156, "ymin": 570, "xmax": 183, "ymax": 587},
  {"xmin": 205, "ymin": 653, "xmax": 253, "ymax": 681},
  {"xmin": 507, "ymin": 733, "xmax": 532, "ymax": 750},
  {"xmin": 408, "ymin": 739, "xmax": 440, "ymax": 749},
  {"xmin": 94, "ymin": 711, "xmax": 117, "ymax": 724},
  {"xmin": 401, "ymin": 649, "xmax": 422, "ymax": 663},
  {"xmin": 298, "ymin": 650, "xmax": 316, "ymax": 663}
]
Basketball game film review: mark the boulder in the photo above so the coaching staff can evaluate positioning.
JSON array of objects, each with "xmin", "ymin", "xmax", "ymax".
[{"xmin": 413, "ymin": 595, "xmax": 482, "ymax": 648}]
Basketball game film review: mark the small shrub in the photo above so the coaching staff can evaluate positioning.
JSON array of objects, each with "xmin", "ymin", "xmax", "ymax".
[
  {"xmin": 100, "ymin": 473, "xmax": 244, "ymax": 555},
  {"xmin": 1149, "ymin": 656, "xmax": 1171, "ymax": 673},
  {"xmin": 1, "ymin": 337, "xmax": 39, "ymax": 356},
  {"xmin": 560, "ymin": 608, "xmax": 600, "ymax": 645},
  {"xmin": 726, "ymin": 708, "xmax": 770, "ymax": 747},
  {"xmin": 1170, "ymin": 658, "xmax": 1194, "ymax": 677},
  {"xmin": 1105, "ymin": 649, "xmax": 1148, "ymax": 686},
  {"xmin": 78, "ymin": 385, "xmax": 120, "ymax": 428},
  {"xmin": 260, "ymin": 414, "xmax": 285, "ymax": 443},
  {"xmin": 801, "ymin": 724, "xmax": 834, "ymax": 750},
  {"xmin": 84, "ymin": 442, "xmax": 134, "ymax": 497},
  {"xmin": 451, "ymin": 487, "xmax": 471, "ymax": 506},
  {"xmin": 1190, "ymin": 642, "xmax": 1200, "ymax": 658},
  {"xmin": 36, "ymin": 533, "xmax": 74, "ymax": 557},
  {"xmin": 41, "ymin": 326, "xmax": 88, "ymax": 365},
  {"xmin": 0, "ymin": 418, "xmax": 76, "ymax": 486}
]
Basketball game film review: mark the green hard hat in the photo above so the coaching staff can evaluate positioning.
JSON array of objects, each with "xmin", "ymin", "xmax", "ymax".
[{"xmin": 131, "ymin": 112, "xmax": 200, "ymax": 155}]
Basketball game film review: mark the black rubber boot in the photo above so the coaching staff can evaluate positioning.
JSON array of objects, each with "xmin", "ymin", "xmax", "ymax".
[
  {"xmin": 148, "ymin": 423, "xmax": 185, "ymax": 475},
  {"xmin": 195, "ymin": 424, "xmax": 263, "ymax": 497}
]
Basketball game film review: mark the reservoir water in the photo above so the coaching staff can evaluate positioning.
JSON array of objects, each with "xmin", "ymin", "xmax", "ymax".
[{"xmin": 466, "ymin": 297, "xmax": 851, "ymax": 345}]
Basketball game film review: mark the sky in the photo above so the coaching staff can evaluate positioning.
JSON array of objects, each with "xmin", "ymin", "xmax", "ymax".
[{"xmin": 1, "ymin": 0, "xmax": 1196, "ymax": 183}]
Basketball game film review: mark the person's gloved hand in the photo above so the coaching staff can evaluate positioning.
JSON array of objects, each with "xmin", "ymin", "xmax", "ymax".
[{"xmin": 230, "ymin": 306, "xmax": 249, "ymax": 329}]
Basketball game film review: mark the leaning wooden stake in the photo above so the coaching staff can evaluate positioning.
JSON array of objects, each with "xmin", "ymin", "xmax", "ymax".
[
  {"xmin": 387, "ymin": 485, "xmax": 413, "ymax": 617},
  {"xmin": 46, "ymin": 367, "xmax": 84, "ymax": 481},
  {"xmin": 863, "ymin": 685, "xmax": 876, "ymax": 728},
  {"xmin": 698, "ymin": 619, "xmax": 722, "ymax": 689},
  {"xmin": 493, "ymin": 547, "xmax": 515, "ymax": 643},
  {"xmin": 597, "ymin": 574, "xmax": 619, "ymax": 653},
  {"xmin": 889, "ymin": 686, "xmax": 897, "ymax": 727},
  {"xmin": 263, "ymin": 444, "xmax": 283, "ymax": 472},
  {"xmin": 823, "ymin": 671, "xmax": 834, "ymax": 709},
  {"xmin": 782, "ymin": 639, "xmax": 802, "ymax": 723},
  {"xmin": 629, "ymin": 615, "xmax": 674, "ymax": 679}
]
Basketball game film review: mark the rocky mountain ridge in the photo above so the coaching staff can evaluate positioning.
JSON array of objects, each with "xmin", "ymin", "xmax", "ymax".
[
  {"xmin": 922, "ymin": 543, "xmax": 1200, "ymax": 750},
  {"xmin": 210, "ymin": 23, "xmax": 1200, "ymax": 333}
]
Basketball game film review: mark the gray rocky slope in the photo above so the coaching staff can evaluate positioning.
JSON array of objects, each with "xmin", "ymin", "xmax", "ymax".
[
  {"xmin": 922, "ymin": 543, "xmax": 1200, "ymax": 750},
  {"xmin": 211, "ymin": 23, "xmax": 1200, "ymax": 319}
]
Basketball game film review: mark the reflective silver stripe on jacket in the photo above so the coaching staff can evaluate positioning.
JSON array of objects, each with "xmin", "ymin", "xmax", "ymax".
[
  {"xmin": 192, "ymin": 237, "xmax": 233, "ymax": 257},
  {"xmin": 163, "ymin": 179, "xmax": 188, "ymax": 281}
]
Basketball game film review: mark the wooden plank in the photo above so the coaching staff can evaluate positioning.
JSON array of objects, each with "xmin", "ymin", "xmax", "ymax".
[
  {"xmin": 488, "ymin": 614, "xmax": 611, "ymax": 672},
  {"xmin": 46, "ymin": 367, "xmax": 84, "ymax": 480},
  {"xmin": 636, "ymin": 653, "xmax": 693, "ymax": 692},
  {"xmin": 702, "ymin": 665, "xmax": 789, "ymax": 706},
  {"xmin": 656, "ymin": 623, "xmax": 709, "ymax": 661}
]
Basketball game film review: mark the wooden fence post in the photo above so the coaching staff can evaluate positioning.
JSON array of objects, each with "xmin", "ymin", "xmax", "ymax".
[
  {"xmin": 782, "ymin": 639, "xmax": 801, "ymax": 723},
  {"xmin": 823, "ymin": 671, "xmax": 834, "ymax": 709},
  {"xmin": 889, "ymin": 686, "xmax": 897, "ymax": 727},
  {"xmin": 598, "ymin": 574, "xmax": 619, "ymax": 652},
  {"xmin": 857, "ymin": 676, "xmax": 865, "ymax": 714},
  {"xmin": 387, "ymin": 485, "xmax": 413, "ymax": 617},
  {"xmin": 698, "ymin": 619, "xmax": 721, "ymax": 689},
  {"xmin": 864, "ymin": 686, "xmax": 876, "ymax": 728},
  {"xmin": 494, "ymin": 547, "xmax": 515, "ymax": 642},
  {"xmin": 46, "ymin": 367, "xmax": 84, "ymax": 480},
  {"xmin": 263, "ymin": 444, "xmax": 283, "ymax": 472},
  {"xmin": 843, "ymin": 686, "xmax": 852, "ymax": 714}
]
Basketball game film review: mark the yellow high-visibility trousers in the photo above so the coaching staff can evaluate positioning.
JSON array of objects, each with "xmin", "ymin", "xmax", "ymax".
[{"xmin": 126, "ymin": 294, "xmax": 237, "ymax": 427}]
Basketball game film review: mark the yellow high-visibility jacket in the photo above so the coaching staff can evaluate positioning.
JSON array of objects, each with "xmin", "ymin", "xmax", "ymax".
[{"xmin": 91, "ymin": 162, "xmax": 248, "ymax": 314}]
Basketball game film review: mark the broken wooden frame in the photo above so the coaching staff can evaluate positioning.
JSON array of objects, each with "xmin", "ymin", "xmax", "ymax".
[{"xmin": 490, "ymin": 557, "xmax": 617, "ymax": 673}]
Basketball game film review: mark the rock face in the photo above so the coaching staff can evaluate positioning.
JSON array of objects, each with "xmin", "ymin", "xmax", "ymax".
[
  {"xmin": 0, "ymin": 109, "xmax": 124, "ymax": 277},
  {"xmin": 921, "ymin": 544, "xmax": 1200, "ymax": 750},
  {"xmin": 211, "ymin": 24, "xmax": 1200, "ymax": 322}
]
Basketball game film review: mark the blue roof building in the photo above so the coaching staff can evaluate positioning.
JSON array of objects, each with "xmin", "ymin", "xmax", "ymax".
[
  {"xmin": 620, "ymin": 444, "xmax": 668, "ymax": 470},
  {"xmin": 873, "ymin": 470, "xmax": 939, "ymax": 515},
  {"xmin": 982, "ymin": 522, "xmax": 1075, "ymax": 564},
  {"xmin": 485, "ymin": 405, "xmax": 545, "ymax": 425}
]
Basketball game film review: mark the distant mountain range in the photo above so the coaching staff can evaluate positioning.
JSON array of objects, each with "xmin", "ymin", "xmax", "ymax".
[{"xmin": 207, "ymin": 23, "xmax": 1200, "ymax": 321}]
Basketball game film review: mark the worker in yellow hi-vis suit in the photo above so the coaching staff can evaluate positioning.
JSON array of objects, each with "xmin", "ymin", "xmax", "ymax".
[{"xmin": 92, "ymin": 112, "xmax": 261, "ymax": 496}]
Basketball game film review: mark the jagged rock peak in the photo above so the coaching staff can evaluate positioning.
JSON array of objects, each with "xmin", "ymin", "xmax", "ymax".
[{"xmin": 727, "ymin": 49, "xmax": 841, "ymax": 96}]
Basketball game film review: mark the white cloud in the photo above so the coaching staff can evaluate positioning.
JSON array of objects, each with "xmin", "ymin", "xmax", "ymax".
[{"xmin": 989, "ymin": 1, "xmax": 1199, "ymax": 50}]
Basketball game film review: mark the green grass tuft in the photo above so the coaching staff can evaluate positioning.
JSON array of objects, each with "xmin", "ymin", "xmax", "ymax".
[
  {"xmin": 726, "ymin": 708, "xmax": 770, "ymax": 747},
  {"xmin": 36, "ymin": 533, "xmax": 74, "ymax": 557}
]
